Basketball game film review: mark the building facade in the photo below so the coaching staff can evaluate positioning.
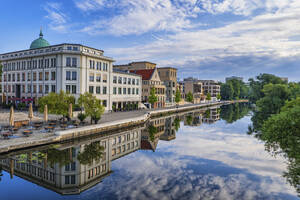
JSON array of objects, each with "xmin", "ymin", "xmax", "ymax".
[
  {"xmin": 114, "ymin": 61, "xmax": 156, "ymax": 71},
  {"xmin": 130, "ymin": 68, "xmax": 166, "ymax": 108},
  {"xmin": 157, "ymin": 67, "xmax": 177, "ymax": 106},
  {"xmin": 199, "ymin": 80, "xmax": 221, "ymax": 100},
  {"xmin": 0, "ymin": 31, "xmax": 141, "ymax": 111}
]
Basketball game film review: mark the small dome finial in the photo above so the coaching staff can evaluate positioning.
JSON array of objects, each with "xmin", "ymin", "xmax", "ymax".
[{"xmin": 39, "ymin": 27, "xmax": 43, "ymax": 38}]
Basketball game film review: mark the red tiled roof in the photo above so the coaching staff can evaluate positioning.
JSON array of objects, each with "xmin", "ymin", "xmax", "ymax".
[{"xmin": 129, "ymin": 69, "xmax": 155, "ymax": 80}]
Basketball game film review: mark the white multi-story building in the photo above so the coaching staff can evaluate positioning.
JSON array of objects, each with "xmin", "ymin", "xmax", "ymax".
[{"xmin": 0, "ymin": 31, "xmax": 141, "ymax": 111}]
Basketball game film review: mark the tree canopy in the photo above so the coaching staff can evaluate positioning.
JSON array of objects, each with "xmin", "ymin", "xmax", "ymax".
[
  {"xmin": 175, "ymin": 89, "xmax": 181, "ymax": 104},
  {"xmin": 206, "ymin": 93, "xmax": 211, "ymax": 101},
  {"xmin": 186, "ymin": 92, "xmax": 193, "ymax": 103},
  {"xmin": 38, "ymin": 91, "xmax": 75, "ymax": 118},
  {"xmin": 78, "ymin": 92, "xmax": 105, "ymax": 124},
  {"xmin": 149, "ymin": 87, "xmax": 158, "ymax": 105}
]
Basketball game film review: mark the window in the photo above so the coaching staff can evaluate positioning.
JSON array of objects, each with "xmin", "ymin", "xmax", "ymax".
[
  {"xmin": 113, "ymin": 76, "xmax": 117, "ymax": 84},
  {"xmin": 66, "ymin": 85, "xmax": 71, "ymax": 93},
  {"xmin": 128, "ymin": 78, "xmax": 131, "ymax": 84},
  {"xmin": 39, "ymin": 72, "xmax": 43, "ymax": 81},
  {"xmin": 136, "ymin": 88, "xmax": 139, "ymax": 95},
  {"xmin": 51, "ymin": 85, "xmax": 56, "ymax": 92},
  {"xmin": 51, "ymin": 71, "xmax": 56, "ymax": 80},
  {"xmin": 67, "ymin": 46, "xmax": 72, "ymax": 50},
  {"xmin": 103, "ymin": 86, "xmax": 107, "ymax": 94},
  {"xmin": 123, "ymin": 77, "xmax": 127, "ymax": 84},
  {"xmin": 118, "ymin": 87, "xmax": 122, "ymax": 94},
  {"xmin": 72, "ymin": 85, "xmax": 76, "ymax": 94},
  {"xmin": 27, "ymin": 72, "xmax": 31, "ymax": 81},
  {"xmin": 33, "ymin": 72, "xmax": 36, "ymax": 81},
  {"xmin": 118, "ymin": 77, "xmax": 122, "ymax": 84},
  {"xmin": 96, "ymin": 75, "xmax": 101, "ymax": 82},
  {"xmin": 89, "ymin": 86, "xmax": 94, "ymax": 94},
  {"xmin": 103, "ymin": 74, "xmax": 107, "ymax": 83},
  {"xmin": 103, "ymin": 100, "xmax": 107, "ymax": 107},
  {"xmin": 123, "ymin": 88, "xmax": 126, "ymax": 94},
  {"xmin": 89, "ymin": 74, "xmax": 94, "ymax": 82},
  {"xmin": 72, "ymin": 58, "xmax": 77, "ymax": 67},
  {"xmin": 66, "ymin": 57, "xmax": 71, "ymax": 67},
  {"xmin": 66, "ymin": 71, "xmax": 71, "ymax": 80},
  {"xmin": 113, "ymin": 87, "xmax": 117, "ymax": 95},
  {"xmin": 71, "ymin": 175, "xmax": 75, "ymax": 184},
  {"xmin": 96, "ymin": 86, "xmax": 101, "ymax": 94},
  {"xmin": 65, "ymin": 176, "xmax": 70, "ymax": 184},
  {"xmin": 39, "ymin": 85, "xmax": 43, "ymax": 93},
  {"xmin": 45, "ymin": 85, "xmax": 49, "ymax": 94},
  {"xmin": 132, "ymin": 88, "xmax": 135, "ymax": 94},
  {"xmin": 132, "ymin": 79, "xmax": 135, "ymax": 85},
  {"xmin": 128, "ymin": 88, "xmax": 131, "ymax": 94},
  {"xmin": 27, "ymin": 85, "xmax": 31, "ymax": 93},
  {"xmin": 45, "ymin": 72, "xmax": 49, "ymax": 81},
  {"xmin": 72, "ymin": 71, "xmax": 77, "ymax": 80}
]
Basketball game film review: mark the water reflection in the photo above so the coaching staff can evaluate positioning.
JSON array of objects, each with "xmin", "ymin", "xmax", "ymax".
[{"xmin": 0, "ymin": 103, "xmax": 298, "ymax": 199}]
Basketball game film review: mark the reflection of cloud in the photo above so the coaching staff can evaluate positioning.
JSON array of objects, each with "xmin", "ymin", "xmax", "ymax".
[{"xmin": 82, "ymin": 116, "xmax": 298, "ymax": 199}]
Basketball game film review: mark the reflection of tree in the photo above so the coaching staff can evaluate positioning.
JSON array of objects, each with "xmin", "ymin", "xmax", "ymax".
[
  {"xmin": 186, "ymin": 115, "xmax": 193, "ymax": 125},
  {"xmin": 77, "ymin": 142, "xmax": 104, "ymax": 165},
  {"xmin": 45, "ymin": 148, "xmax": 73, "ymax": 167},
  {"xmin": 204, "ymin": 109, "xmax": 210, "ymax": 118},
  {"xmin": 148, "ymin": 125, "xmax": 158, "ymax": 142},
  {"xmin": 174, "ymin": 117, "xmax": 180, "ymax": 131},
  {"xmin": 220, "ymin": 103, "xmax": 251, "ymax": 124}
]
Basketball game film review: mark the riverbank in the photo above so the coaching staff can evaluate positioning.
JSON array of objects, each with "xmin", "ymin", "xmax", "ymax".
[{"xmin": 0, "ymin": 100, "xmax": 246, "ymax": 154}]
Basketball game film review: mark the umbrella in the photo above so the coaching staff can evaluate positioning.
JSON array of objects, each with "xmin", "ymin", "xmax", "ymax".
[
  {"xmin": 44, "ymin": 105, "xmax": 48, "ymax": 123},
  {"xmin": 68, "ymin": 103, "xmax": 73, "ymax": 119},
  {"xmin": 28, "ymin": 103, "xmax": 33, "ymax": 120},
  {"xmin": 9, "ymin": 106, "xmax": 14, "ymax": 127}
]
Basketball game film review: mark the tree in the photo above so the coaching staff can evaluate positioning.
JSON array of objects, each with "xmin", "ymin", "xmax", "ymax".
[
  {"xmin": 220, "ymin": 83, "xmax": 234, "ymax": 100},
  {"xmin": 148, "ymin": 125, "xmax": 158, "ymax": 142},
  {"xmin": 174, "ymin": 117, "xmax": 180, "ymax": 131},
  {"xmin": 0, "ymin": 64, "xmax": 3, "ymax": 77},
  {"xmin": 175, "ymin": 89, "xmax": 181, "ymax": 104},
  {"xmin": 217, "ymin": 93, "xmax": 221, "ymax": 100},
  {"xmin": 38, "ymin": 90, "xmax": 75, "ymax": 120},
  {"xmin": 256, "ymin": 84, "xmax": 290, "ymax": 115},
  {"xmin": 78, "ymin": 92, "xmax": 105, "ymax": 124},
  {"xmin": 148, "ymin": 87, "xmax": 158, "ymax": 107},
  {"xmin": 186, "ymin": 92, "xmax": 194, "ymax": 103},
  {"xmin": 206, "ymin": 93, "xmax": 211, "ymax": 101}
]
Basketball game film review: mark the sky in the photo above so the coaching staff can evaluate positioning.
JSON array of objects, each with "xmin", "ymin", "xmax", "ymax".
[{"xmin": 1, "ymin": 0, "xmax": 300, "ymax": 82}]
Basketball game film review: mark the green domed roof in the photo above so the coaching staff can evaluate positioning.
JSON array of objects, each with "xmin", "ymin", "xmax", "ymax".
[{"xmin": 30, "ymin": 30, "xmax": 50, "ymax": 49}]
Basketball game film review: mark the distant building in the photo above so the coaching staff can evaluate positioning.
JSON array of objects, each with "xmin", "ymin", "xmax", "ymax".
[
  {"xmin": 225, "ymin": 76, "xmax": 243, "ymax": 82},
  {"xmin": 129, "ymin": 68, "xmax": 166, "ymax": 108},
  {"xmin": 114, "ymin": 61, "xmax": 156, "ymax": 71},
  {"xmin": 199, "ymin": 80, "xmax": 221, "ymax": 100},
  {"xmin": 280, "ymin": 77, "xmax": 288, "ymax": 82},
  {"xmin": 157, "ymin": 67, "xmax": 177, "ymax": 106}
]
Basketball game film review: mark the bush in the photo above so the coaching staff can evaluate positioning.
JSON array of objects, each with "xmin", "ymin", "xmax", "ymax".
[{"xmin": 78, "ymin": 113, "xmax": 87, "ymax": 122}]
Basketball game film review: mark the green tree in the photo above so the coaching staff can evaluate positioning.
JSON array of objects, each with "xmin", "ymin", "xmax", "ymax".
[
  {"xmin": 256, "ymin": 84, "xmax": 290, "ymax": 115},
  {"xmin": 175, "ymin": 89, "xmax": 181, "ymax": 104},
  {"xmin": 206, "ymin": 93, "xmax": 212, "ymax": 101},
  {"xmin": 174, "ymin": 117, "xmax": 180, "ymax": 131},
  {"xmin": 148, "ymin": 125, "xmax": 158, "ymax": 142},
  {"xmin": 148, "ymin": 87, "xmax": 158, "ymax": 107},
  {"xmin": 217, "ymin": 93, "xmax": 221, "ymax": 100},
  {"xmin": 186, "ymin": 92, "xmax": 194, "ymax": 103},
  {"xmin": 220, "ymin": 83, "xmax": 234, "ymax": 100},
  {"xmin": 260, "ymin": 100, "xmax": 300, "ymax": 194},
  {"xmin": 78, "ymin": 92, "xmax": 105, "ymax": 124},
  {"xmin": 77, "ymin": 141, "xmax": 104, "ymax": 165},
  {"xmin": 38, "ymin": 90, "xmax": 75, "ymax": 120}
]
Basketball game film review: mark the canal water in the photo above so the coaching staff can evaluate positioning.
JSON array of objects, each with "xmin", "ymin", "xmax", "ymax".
[{"xmin": 0, "ymin": 104, "xmax": 299, "ymax": 200}]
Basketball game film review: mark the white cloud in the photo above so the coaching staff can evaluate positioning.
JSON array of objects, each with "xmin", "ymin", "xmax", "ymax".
[{"xmin": 44, "ymin": 2, "xmax": 69, "ymax": 33}]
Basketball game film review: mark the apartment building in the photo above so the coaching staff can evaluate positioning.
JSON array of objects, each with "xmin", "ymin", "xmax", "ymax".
[
  {"xmin": 130, "ymin": 68, "xmax": 166, "ymax": 108},
  {"xmin": 199, "ymin": 80, "xmax": 221, "ymax": 100},
  {"xmin": 0, "ymin": 31, "xmax": 141, "ymax": 111},
  {"xmin": 157, "ymin": 67, "xmax": 177, "ymax": 106},
  {"xmin": 180, "ymin": 77, "xmax": 206, "ymax": 103}
]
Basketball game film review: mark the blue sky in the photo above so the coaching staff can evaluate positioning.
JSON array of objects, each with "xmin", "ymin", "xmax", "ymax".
[{"xmin": 1, "ymin": 0, "xmax": 300, "ymax": 82}]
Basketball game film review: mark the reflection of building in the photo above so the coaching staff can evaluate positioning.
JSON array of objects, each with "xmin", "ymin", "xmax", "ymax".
[
  {"xmin": 0, "ymin": 127, "xmax": 142, "ymax": 195},
  {"xmin": 160, "ymin": 116, "xmax": 176, "ymax": 141},
  {"xmin": 157, "ymin": 67, "xmax": 177, "ymax": 106},
  {"xmin": 184, "ymin": 112, "xmax": 203, "ymax": 126},
  {"xmin": 203, "ymin": 108, "xmax": 220, "ymax": 124},
  {"xmin": 0, "ymin": 30, "xmax": 141, "ymax": 111}
]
